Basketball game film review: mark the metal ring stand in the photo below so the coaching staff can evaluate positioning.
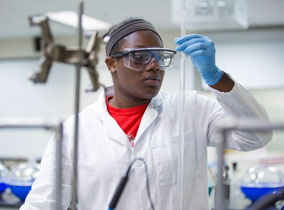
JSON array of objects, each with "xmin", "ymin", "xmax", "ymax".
[
  {"xmin": 27, "ymin": 1, "xmax": 102, "ymax": 209},
  {"xmin": 0, "ymin": 118, "xmax": 63, "ymax": 210},
  {"xmin": 215, "ymin": 118, "xmax": 284, "ymax": 210}
]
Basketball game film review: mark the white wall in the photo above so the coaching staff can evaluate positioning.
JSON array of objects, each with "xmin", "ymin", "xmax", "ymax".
[
  {"xmin": 205, "ymin": 28, "xmax": 284, "ymax": 152},
  {"xmin": 0, "ymin": 28, "xmax": 284, "ymax": 158}
]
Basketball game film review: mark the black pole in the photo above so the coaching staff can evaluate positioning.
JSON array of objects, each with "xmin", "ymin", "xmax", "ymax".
[{"xmin": 71, "ymin": 1, "xmax": 83, "ymax": 210}]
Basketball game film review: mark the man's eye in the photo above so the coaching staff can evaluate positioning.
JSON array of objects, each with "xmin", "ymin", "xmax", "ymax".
[
  {"xmin": 134, "ymin": 54, "xmax": 145, "ymax": 61},
  {"xmin": 133, "ymin": 52, "xmax": 151, "ymax": 63}
]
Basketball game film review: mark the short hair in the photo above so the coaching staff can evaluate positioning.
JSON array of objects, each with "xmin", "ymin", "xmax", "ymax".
[
  {"xmin": 103, "ymin": 18, "xmax": 162, "ymax": 56},
  {"xmin": 103, "ymin": 18, "xmax": 135, "ymax": 56}
]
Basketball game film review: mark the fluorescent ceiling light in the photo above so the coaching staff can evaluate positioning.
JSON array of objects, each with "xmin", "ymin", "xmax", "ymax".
[{"xmin": 46, "ymin": 11, "xmax": 111, "ymax": 31}]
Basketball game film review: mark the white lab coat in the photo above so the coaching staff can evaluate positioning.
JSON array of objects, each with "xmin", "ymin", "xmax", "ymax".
[{"xmin": 20, "ymin": 81, "xmax": 272, "ymax": 210}]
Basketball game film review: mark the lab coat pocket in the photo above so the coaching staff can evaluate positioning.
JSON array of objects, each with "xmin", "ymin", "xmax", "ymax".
[{"xmin": 151, "ymin": 132, "xmax": 197, "ymax": 187}]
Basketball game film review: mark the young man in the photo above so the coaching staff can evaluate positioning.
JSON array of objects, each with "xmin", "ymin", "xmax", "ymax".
[{"xmin": 20, "ymin": 18, "xmax": 272, "ymax": 210}]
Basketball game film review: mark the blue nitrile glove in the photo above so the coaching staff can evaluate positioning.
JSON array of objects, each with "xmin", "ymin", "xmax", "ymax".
[{"xmin": 175, "ymin": 34, "xmax": 223, "ymax": 85}]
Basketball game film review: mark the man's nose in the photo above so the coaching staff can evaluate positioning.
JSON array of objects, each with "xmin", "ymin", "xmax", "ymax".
[{"xmin": 145, "ymin": 57, "xmax": 160, "ymax": 71}]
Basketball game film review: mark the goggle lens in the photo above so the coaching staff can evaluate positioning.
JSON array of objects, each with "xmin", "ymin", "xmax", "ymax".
[
  {"xmin": 132, "ymin": 51, "xmax": 152, "ymax": 65},
  {"xmin": 111, "ymin": 48, "xmax": 176, "ymax": 71}
]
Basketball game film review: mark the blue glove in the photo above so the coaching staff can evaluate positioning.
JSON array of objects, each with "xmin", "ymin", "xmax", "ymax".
[{"xmin": 175, "ymin": 34, "xmax": 222, "ymax": 85}]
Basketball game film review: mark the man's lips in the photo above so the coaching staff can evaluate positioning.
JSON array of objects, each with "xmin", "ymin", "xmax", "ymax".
[
  {"xmin": 143, "ymin": 75, "xmax": 161, "ymax": 86},
  {"xmin": 144, "ymin": 75, "xmax": 161, "ymax": 82}
]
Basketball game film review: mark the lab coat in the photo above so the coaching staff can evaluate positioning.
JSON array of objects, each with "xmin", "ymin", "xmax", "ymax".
[{"xmin": 20, "ymin": 81, "xmax": 272, "ymax": 210}]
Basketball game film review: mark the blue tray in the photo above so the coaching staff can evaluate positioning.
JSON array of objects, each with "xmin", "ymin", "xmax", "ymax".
[
  {"xmin": 0, "ymin": 181, "xmax": 7, "ymax": 194},
  {"xmin": 6, "ymin": 180, "xmax": 33, "ymax": 202}
]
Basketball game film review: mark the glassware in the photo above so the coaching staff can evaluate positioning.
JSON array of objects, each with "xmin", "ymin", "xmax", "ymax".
[
  {"xmin": 240, "ymin": 164, "xmax": 284, "ymax": 202},
  {"xmin": 6, "ymin": 159, "xmax": 40, "ymax": 202},
  {"xmin": 208, "ymin": 165, "xmax": 216, "ymax": 196},
  {"xmin": 12, "ymin": 161, "xmax": 39, "ymax": 182}
]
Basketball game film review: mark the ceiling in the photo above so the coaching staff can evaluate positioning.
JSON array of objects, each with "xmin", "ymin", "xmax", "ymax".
[{"xmin": 1, "ymin": 0, "xmax": 284, "ymax": 40}]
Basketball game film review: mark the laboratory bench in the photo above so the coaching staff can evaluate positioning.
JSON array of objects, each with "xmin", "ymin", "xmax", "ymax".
[{"xmin": 0, "ymin": 204, "xmax": 21, "ymax": 210}]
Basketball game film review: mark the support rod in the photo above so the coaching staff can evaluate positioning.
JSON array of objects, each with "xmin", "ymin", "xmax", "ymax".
[
  {"xmin": 0, "ymin": 118, "xmax": 63, "ymax": 210},
  {"xmin": 71, "ymin": 1, "xmax": 84, "ymax": 210},
  {"xmin": 178, "ymin": 0, "xmax": 187, "ymax": 209}
]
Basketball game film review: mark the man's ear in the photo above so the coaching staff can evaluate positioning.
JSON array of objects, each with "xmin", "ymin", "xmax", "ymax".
[{"xmin": 105, "ymin": 57, "xmax": 118, "ymax": 73}]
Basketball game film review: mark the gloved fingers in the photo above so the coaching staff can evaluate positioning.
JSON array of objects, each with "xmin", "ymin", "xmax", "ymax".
[
  {"xmin": 181, "ymin": 41, "xmax": 212, "ymax": 56},
  {"xmin": 189, "ymin": 49, "xmax": 205, "ymax": 57},
  {"xmin": 175, "ymin": 34, "xmax": 206, "ymax": 45},
  {"xmin": 175, "ymin": 37, "xmax": 207, "ymax": 52}
]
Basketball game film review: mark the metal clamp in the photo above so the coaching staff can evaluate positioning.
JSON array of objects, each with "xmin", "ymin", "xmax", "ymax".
[{"xmin": 29, "ymin": 15, "xmax": 102, "ymax": 92}]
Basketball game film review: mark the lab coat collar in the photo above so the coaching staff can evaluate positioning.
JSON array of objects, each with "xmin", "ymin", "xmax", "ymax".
[
  {"xmin": 103, "ymin": 85, "xmax": 163, "ymax": 108},
  {"xmin": 92, "ymin": 86, "xmax": 163, "ymax": 151}
]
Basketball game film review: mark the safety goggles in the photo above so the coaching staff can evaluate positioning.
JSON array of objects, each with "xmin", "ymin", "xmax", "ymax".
[{"xmin": 111, "ymin": 47, "xmax": 176, "ymax": 71}]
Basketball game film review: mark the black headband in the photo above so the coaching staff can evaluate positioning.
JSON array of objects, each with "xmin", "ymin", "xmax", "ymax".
[{"xmin": 105, "ymin": 19, "xmax": 163, "ymax": 56}]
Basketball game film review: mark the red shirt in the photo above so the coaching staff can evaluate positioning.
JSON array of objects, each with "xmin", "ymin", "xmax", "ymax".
[{"xmin": 106, "ymin": 97, "xmax": 149, "ymax": 147}]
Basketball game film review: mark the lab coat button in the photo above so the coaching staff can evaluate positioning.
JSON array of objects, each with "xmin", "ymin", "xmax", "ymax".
[{"xmin": 136, "ymin": 161, "xmax": 143, "ymax": 167}]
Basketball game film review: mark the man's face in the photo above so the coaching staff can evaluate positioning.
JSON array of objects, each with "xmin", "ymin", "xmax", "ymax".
[{"xmin": 109, "ymin": 30, "xmax": 165, "ymax": 101}]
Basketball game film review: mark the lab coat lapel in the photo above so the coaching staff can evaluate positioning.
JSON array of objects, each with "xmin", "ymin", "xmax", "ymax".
[
  {"xmin": 95, "ymin": 87, "xmax": 133, "ymax": 152},
  {"xmin": 104, "ymin": 112, "xmax": 133, "ymax": 152},
  {"xmin": 135, "ymin": 94, "xmax": 162, "ymax": 144},
  {"xmin": 96, "ymin": 87, "xmax": 162, "ymax": 151}
]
